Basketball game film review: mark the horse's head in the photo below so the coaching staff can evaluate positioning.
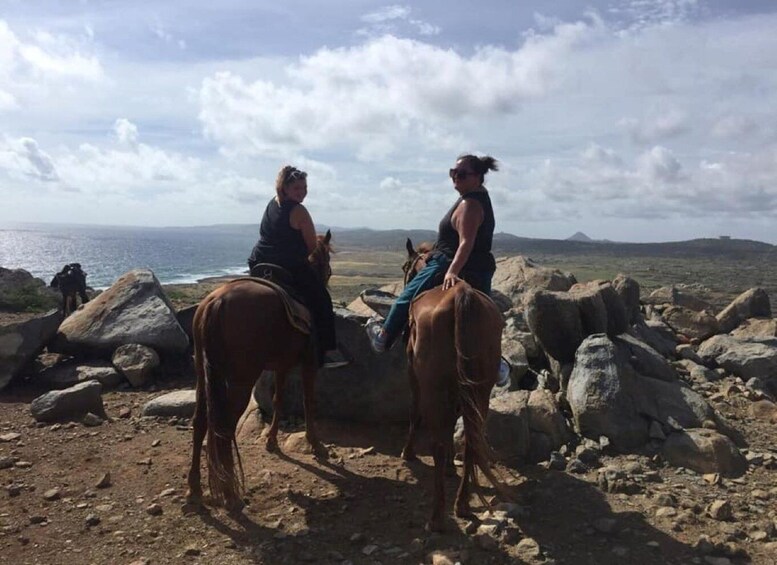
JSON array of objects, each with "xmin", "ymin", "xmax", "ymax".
[
  {"xmin": 402, "ymin": 238, "xmax": 434, "ymax": 286},
  {"xmin": 309, "ymin": 229, "xmax": 333, "ymax": 285}
]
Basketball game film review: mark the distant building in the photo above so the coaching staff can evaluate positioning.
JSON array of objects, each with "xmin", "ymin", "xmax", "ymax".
[{"xmin": 719, "ymin": 235, "xmax": 731, "ymax": 240}]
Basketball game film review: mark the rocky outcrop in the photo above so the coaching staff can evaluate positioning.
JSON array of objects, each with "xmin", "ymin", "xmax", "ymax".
[
  {"xmin": 0, "ymin": 267, "xmax": 59, "ymax": 312},
  {"xmin": 643, "ymin": 286, "xmax": 713, "ymax": 312},
  {"xmin": 0, "ymin": 310, "xmax": 60, "ymax": 391},
  {"xmin": 254, "ymin": 309, "xmax": 410, "ymax": 423},
  {"xmin": 52, "ymin": 269, "xmax": 188, "ymax": 355},
  {"xmin": 492, "ymin": 256, "xmax": 576, "ymax": 304},
  {"xmin": 716, "ymin": 288, "xmax": 772, "ymax": 333},
  {"xmin": 567, "ymin": 334, "xmax": 725, "ymax": 451},
  {"xmin": 697, "ymin": 334, "xmax": 777, "ymax": 382},
  {"xmin": 662, "ymin": 306, "xmax": 719, "ymax": 340},
  {"xmin": 612, "ymin": 274, "xmax": 641, "ymax": 325},
  {"xmin": 730, "ymin": 317, "xmax": 777, "ymax": 339}
]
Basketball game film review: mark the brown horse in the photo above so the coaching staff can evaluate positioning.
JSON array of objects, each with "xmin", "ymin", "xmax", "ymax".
[
  {"xmin": 400, "ymin": 238, "xmax": 506, "ymax": 531},
  {"xmin": 186, "ymin": 231, "xmax": 332, "ymax": 512}
]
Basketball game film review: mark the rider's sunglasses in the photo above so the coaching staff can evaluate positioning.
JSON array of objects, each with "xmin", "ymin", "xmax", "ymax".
[
  {"xmin": 287, "ymin": 169, "xmax": 307, "ymax": 182},
  {"xmin": 449, "ymin": 168, "xmax": 475, "ymax": 180}
]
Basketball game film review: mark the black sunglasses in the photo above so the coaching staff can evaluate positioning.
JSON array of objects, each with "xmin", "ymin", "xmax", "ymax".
[{"xmin": 449, "ymin": 168, "xmax": 476, "ymax": 180}]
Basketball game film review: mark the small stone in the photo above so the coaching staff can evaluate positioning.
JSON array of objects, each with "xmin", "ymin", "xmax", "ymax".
[
  {"xmin": 0, "ymin": 456, "xmax": 14, "ymax": 469},
  {"xmin": 85, "ymin": 514, "xmax": 100, "ymax": 527},
  {"xmin": 362, "ymin": 544, "xmax": 378, "ymax": 555},
  {"xmin": 29, "ymin": 515, "xmax": 47, "ymax": 525},
  {"xmin": 146, "ymin": 503, "xmax": 163, "ymax": 516},
  {"xmin": 567, "ymin": 459, "xmax": 588, "ymax": 474},
  {"xmin": 703, "ymin": 473, "xmax": 720, "ymax": 485},
  {"xmin": 430, "ymin": 550, "xmax": 458, "ymax": 565},
  {"xmin": 612, "ymin": 546, "xmax": 629, "ymax": 557},
  {"xmin": 750, "ymin": 531, "xmax": 768, "ymax": 542},
  {"xmin": 0, "ymin": 432, "xmax": 21, "ymax": 442},
  {"xmin": 7, "ymin": 484, "xmax": 21, "ymax": 497},
  {"xmin": 656, "ymin": 507, "xmax": 677, "ymax": 518},
  {"xmin": 703, "ymin": 557, "xmax": 731, "ymax": 565},
  {"xmin": 183, "ymin": 545, "xmax": 200, "ymax": 556},
  {"xmin": 43, "ymin": 488, "xmax": 61, "ymax": 501},
  {"xmin": 14, "ymin": 460, "xmax": 32, "ymax": 468},
  {"xmin": 95, "ymin": 473, "xmax": 111, "ymax": 489},
  {"xmin": 118, "ymin": 407, "xmax": 132, "ymax": 419},
  {"xmin": 349, "ymin": 532, "xmax": 364, "ymax": 543},
  {"xmin": 159, "ymin": 487, "xmax": 176, "ymax": 497},
  {"xmin": 707, "ymin": 500, "xmax": 733, "ymax": 521},
  {"xmin": 516, "ymin": 537, "xmax": 542, "ymax": 558},
  {"xmin": 151, "ymin": 439, "xmax": 161, "ymax": 447}
]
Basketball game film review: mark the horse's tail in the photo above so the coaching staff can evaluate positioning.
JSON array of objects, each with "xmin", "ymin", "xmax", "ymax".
[
  {"xmin": 201, "ymin": 296, "xmax": 245, "ymax": 507},
  {"xmin": 454, "ymin": 285, "xmax": 507, "ymax": 506}
]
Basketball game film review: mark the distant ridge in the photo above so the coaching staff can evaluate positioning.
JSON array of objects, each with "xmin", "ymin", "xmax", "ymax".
[
  {"xmin": 567, "ymin": 231, "xmax": 594, "ymax": 242},
  {"xmin": 99, "ymin": 223, "xmax": 777, "ymax": 260}
]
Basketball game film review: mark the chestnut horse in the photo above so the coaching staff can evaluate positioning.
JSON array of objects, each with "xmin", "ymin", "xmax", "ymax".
[
  {"xmin": 186, "ymin": 231, "xmax": 332, "ymax": 511},
  {"xmin": 400, "ymin": 238, "xmax": 506, "ymax": 531}
]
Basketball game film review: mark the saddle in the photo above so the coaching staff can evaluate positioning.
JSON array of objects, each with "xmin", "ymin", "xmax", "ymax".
[{"xmin": 238, "ymin": 264, "xmax": 312, "ymax": 335}]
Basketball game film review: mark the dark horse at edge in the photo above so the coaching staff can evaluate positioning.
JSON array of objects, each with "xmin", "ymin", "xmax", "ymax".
[
  {"xmin": 401, "ymin": 238, "xmax": 508, "ymax": 531},
  {"xmin": 186, "ymin": 231, "xmax": 333, "ymax": 512}
]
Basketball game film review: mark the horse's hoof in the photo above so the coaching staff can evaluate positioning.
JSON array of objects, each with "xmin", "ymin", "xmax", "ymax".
[
  {"xmin": 225, "ymin": 498, "xmax": 246, "ymax": 515},
  {"xmin": 265, "ymin": 439, "xmax": 280, "ymax": 453},
  {"xmin": 401, "ymin": 448, "xmax": 417, "ymax": 461},
  {"xmin": 184, "ymin": 490, "xmax": 203, "ymax": 506},
  {"xmin": 445, "ymin": 465, "xmax": 458, "ymax": 478},
  {"xmin": 455, "ymin": 505, "xmax": 474, "ymax": 519},
  {"xmin": 311, "ymin": 443, "xmax": 329, "ymax": 460}
]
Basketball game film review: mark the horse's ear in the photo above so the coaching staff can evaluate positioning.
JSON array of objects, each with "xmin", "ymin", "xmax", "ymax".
[
  {"xmin": 324, "ymin": 229, "xmax": 331, "ymax": 245},
  {"xmin": 406, "ymin": 238, "xmax": 415, "ymax": 257}
]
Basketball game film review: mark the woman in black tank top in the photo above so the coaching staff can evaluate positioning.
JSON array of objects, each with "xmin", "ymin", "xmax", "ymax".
[
  {"xmin": 367, "ymin": 154, "xmax": 499, "ymax": 352},
  {"xmin": 248, "ymin": 165, "xmax": 345, "ymax": 369}
]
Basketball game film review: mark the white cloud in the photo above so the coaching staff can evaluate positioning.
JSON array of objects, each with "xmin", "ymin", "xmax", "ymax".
[
  {"xmin": 0, "ymin": 136, "xmax": 59, "ymax": 181},
  {"xmin": 114, "ymin": 118, "xmax": 140, "ymax": 150},
  {"xmin": 359, "ymin": 5, "xmax": 440, "ymax": 37},
  {"xmin": 619, "ymin": 108, "xmax": 688, "ymax": 145},
  {"xmin": 379, "ymin": 176, "xmax": 402, "ymax": 190},
  {"xmin": 711, "ymin": 115, "xmax": 758, "ymax": 139},
  {"xmin": 199, "ymin": 20, "xmax": 598, "ymax": 160}
]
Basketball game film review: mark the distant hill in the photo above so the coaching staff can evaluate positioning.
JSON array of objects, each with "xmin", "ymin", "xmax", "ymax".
[
  {"xmin": 567, "ymin": 231, "xmax": 594, "ymax": 242},
  {"xmin": 185, "ymin": 224, "xmax": 776, "ymax": 260}
]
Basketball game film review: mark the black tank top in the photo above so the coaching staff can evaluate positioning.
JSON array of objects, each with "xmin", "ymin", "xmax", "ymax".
[
  {"xmin": 248, "ymin": 198, "xmax": 309, "ymax": 268},
  {"xmin": 433, "ymin": 190, "xmax": 496, "ymax": 273}
]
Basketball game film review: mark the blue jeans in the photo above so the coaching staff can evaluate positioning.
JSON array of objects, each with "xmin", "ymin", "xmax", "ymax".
[{"xmin": 382, "ymin": 254, "xmax": 493, "ymax": 347}]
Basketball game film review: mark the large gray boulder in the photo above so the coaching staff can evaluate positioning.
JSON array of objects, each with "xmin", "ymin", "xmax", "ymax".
[
  {"xmin": 612, "ymin": 274, "xmax": 641, "ymax": 325},
  {"xmin": 567, "ymin": 334, "xmax": 723, "ymax": 451},
  {"xmin": 643, "ymin": 286, "xmax": 713, "ymax": 312},
  {"xmin": 697, "ymin": 334, "xmax": 777, "ymax": 382},
  {"xmin": 662, "ymin": 306, "xmax": 719, "ymax": 340},
  {"xmin": 51, "ymin": 269, "xmax": 188, "ymax": 355},
  {"xmin": 628, "ymin": 320, "xmax": 677, "ymax": 359},
  {"xmin": 35, "ymin": 360, "xmax": 122, "ymax": 390},
  {"xmin": 112, "ymin": 343, "xmax": 160, "ymax": 387},
  {"xmin": 730, "ymin": 317, "xmax": 777, "ymax": 339},
  {"xmin": 142, "ymin": 390, "xmax": 197, "ymax": 418},
  {"xmin": 716, "ymin": 288, "xmax": 772, "ymax": 333},
  {"xmin": 254, "ymin": 309, "xmax": 410, "ymax": 423},
  {"xmin": 455, "ymin": 390, "xmax": 531, "ymax": 462},
  {"xmin": 30, "ymin": 380, "xmax": 107, "ymax": 422},
  {"xmin": 662, "ymin": 429, "xmax": 747, "ymax": 477},
  {"xmin": 526, "ymin": 389, "xmax": 571, "ymax": 460},
  {"xmin": 526, "ymin": 290, "xmax": 583, "ymax": 364},
  {"xmin": 0, "ymin": 310, "xmax": 60, "ymax": 391},
  {"xmin": 492, "ymin": 256, "xmax": 575, "ymax": 304}
]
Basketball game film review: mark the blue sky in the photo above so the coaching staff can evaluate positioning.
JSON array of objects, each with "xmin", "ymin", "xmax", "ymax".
[{"xmin": 1, "ymin": 0, "xmax": 776, "ymax": 243}]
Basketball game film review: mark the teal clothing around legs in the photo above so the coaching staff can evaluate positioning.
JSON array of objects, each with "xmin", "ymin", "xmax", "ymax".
[{"xmin": 381, "ymin": 253, "xmax": 494, "ymax": 348}]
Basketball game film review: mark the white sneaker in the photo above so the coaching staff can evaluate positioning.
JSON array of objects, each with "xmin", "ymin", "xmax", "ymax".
[{"xmin": 496, "ymin": 357, "xmax": 512, "ymax": 387}]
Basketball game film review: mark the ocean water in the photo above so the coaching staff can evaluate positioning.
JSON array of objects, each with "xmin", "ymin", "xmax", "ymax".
[{"xmin": 0, "ymin": 223, "xmax": 259, "ymax": 289}]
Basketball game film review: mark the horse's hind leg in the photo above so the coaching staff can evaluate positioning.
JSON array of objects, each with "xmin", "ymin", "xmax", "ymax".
[
  {"xmin": 301, "ymin": 358, "xmax": 326, "ymax": 458},
  {"xmin": 186, "ymin": 382, "xmax": 207, "ymax": 504},
  {"xmin": 265, "ymin": 370, "xmax": 287, "ymax": 452}
]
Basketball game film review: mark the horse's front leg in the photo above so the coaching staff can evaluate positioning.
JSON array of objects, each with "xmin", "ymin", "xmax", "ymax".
[
  {"xmin": 401, "ymin": 350, "xmax": 420, "ymax": 462},
  {"xmin": 265, "ymin": 370, "xmax": 287, "ymax": 452},
  {"xmin": 301, "ymin": 355, "xmax": 327, "ymax": 458}
]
